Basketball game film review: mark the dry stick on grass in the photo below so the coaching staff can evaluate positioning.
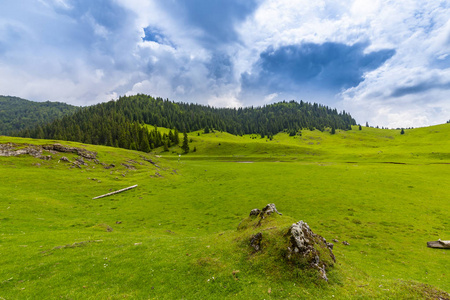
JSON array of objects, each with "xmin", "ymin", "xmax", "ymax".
[{"xmin": 92, "ymin": 184, "xmax": 138, "ymax": 199}]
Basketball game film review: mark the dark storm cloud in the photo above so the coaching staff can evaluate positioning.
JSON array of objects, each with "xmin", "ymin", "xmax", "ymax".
[
  {"xmin": 242, "ymin": 42, "xmax": 396, "ymax": 94},
  {"xmin": 158, "ymin": 0, "xmax": 259, "ymax": 47},
  {"xmin": 391, "ymin": 81, "xmax": 450, "ymax": 98},
  {"xmin": 206, "ymin": 53, "xmax": 234, "ymax": 82}
]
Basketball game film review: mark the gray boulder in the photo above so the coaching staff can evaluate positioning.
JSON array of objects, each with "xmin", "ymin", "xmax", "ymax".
[{"xmin": 286, "ymin": 221, "xmax": 335, "ymax": 281}]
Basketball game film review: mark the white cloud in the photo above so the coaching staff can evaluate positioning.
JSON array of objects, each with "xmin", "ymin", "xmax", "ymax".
[
  {"xmin": 264, "ymin": 93, "xmax": 279, "ymax": 104},
  {"xmin": 0, "ymin": 0, "xmax": 449, "ymax": 127},
  {"xmin": 236, "ymin": 0, "xmax": 450, "ymax": 127}
]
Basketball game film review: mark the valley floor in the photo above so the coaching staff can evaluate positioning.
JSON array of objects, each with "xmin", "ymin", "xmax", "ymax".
[{"xmin": 0, "ymin": 125, "xmax": 449, "ymax": 299}]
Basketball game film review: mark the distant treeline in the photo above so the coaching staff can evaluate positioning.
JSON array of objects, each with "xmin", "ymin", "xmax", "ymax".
[
  {"xmin": 17, "ymin": 94, "xmax": 356, "ymax": 151},
  {"xmin": 107, "ymin": 94, "xmax": 356, "ymax": 134},
  {"xmin": 0, "ymin": 96, "xmax": 78, "ymax": 135}
]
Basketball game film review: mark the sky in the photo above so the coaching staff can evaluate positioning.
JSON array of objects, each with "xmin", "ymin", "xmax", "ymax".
[{"xmin": 1, "ymin": 0, "xmax": 449, "ymax": 128}]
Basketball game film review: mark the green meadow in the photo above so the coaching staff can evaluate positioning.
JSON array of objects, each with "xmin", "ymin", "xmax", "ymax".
[{"xmin": 1, "ymin": 124, "xmax": 449, "ymax": 299}]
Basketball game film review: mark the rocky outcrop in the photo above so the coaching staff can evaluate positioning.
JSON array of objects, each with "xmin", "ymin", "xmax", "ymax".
[
  {"xmin": 121, "ymin": 163, "xmax": 136, "ymax": 170},
  {"xmin": 103, "ymin": 163, "xmax": 116, "ymax": 169},
  {"xmin": 242, "ymin": 204, "xmax": 335, "ymax": 282},
  {"xmin": 249, "ymin": 203, "xmax": 282, "ymax": 220},
  {"xmin": 0, "ymin": 143, "xmax": 42, "ymax": 157},
  {"xmin": 1, "ymin": 142, "xmax": 97, "ymax": 168},
  {"xmin": 249, "ymin": 208, "xmax": 261, "ymax": 217},
  {"xmin": 248, "ymin": 203, "xmax": 283, "ymax": 227},
  {"xmin": 74, "ymin": 157, "xmax": 88, "ymax": 166},
  {"xmin": 60, "ymin": 156, "xmax": 70, "ymax": 162},
  {"xmin": 286, "ymin": 221, "xmax": 335, "ymax": 281},
  {"xmin": 260, "ymin": 203, "xmax": 282, "ymax": 217},
  {"xmin": 43, "ymin": 144, "xmax": 97, "ymax": 159},
  {"xmin": 250, "ymin": 232, "xmax": 263, "ymax": 252},
  {"xmin": 0, "ymin": 143, "xmax": 97, "ymax": 160}
]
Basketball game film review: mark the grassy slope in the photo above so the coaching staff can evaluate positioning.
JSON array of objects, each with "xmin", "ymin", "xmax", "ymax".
[
  {"xmin": 158, "ymin": 124, "xmax": 450, "ymax": 162},
  {"xmin": 0, "ymin": 124, "xmax": 449, "ymax": 299}
]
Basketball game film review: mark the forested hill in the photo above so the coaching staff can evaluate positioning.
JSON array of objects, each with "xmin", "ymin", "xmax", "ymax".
[
  {"xmin": 0, "ymin": 96, "xmax": 79, "ymax": 135},
  {"xmin": 113, "ymin": 94, "xmax": 356, "ymax": 134},
  {"xmin": 17, "ymin": 94, "xmax": 356, "ymax": 152}
]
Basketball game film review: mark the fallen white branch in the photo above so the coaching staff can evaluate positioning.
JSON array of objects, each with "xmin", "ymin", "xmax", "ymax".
[{"xmin": 92, "ymin": 184, "xmax": 138, "ymax": 199}]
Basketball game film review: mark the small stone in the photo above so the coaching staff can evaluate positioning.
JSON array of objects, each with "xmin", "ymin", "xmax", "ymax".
[
  {"xmin": 260, "ymin": 203, "xmax": 282, "ymax": 218},
  {"xmin": 249, "ymin": 208, "xmax": 261, "ymax": 217},
  {"xmin": 250, "ymin": 232, "xmax": 263, "ymax": 252}
]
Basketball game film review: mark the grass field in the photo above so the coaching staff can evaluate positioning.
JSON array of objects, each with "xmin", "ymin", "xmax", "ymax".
[{"xmin": 0, "ymin": 124, "xmax": 449, "ymax": 299}]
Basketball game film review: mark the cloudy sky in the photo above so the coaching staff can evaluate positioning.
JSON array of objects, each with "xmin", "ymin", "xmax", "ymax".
[{"xmin": 1, "ymin": 0, "xmax": 449, "ymax": 128}]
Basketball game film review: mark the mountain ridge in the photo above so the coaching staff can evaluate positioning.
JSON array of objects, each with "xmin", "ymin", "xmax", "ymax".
[{"xmin": 0, "ymin": 95, "xmax": 79, "ymax": 135}]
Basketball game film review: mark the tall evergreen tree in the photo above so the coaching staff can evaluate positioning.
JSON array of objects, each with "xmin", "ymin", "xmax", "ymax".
[
  {"xmin": 181, "ymin": 131, "xmax": 189, "ymax": 154},
  {"xmin": 331, "ymin": 127, "xmax": 336, "ymax": 134},
  {"xmin": 140, "ymin": 129, "xmax": 151, "ymax": 152},
  {"xmin": 173, "ymin": 128, "xmax": 180, "ymax": 145}
]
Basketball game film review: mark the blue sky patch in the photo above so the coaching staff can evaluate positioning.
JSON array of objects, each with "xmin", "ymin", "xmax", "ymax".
[{"xmin": 143, "ymin": 26, "xmax": 174, "ymax": 47}]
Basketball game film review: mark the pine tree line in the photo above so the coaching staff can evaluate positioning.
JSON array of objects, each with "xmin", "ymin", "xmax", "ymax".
[
  {"xmin": 17, "ymin": 94, "xmax": 356, "ymax": 151},
  {"xmin": 0, "ymin": 96, "xmax": 78, "ymax": 135},
  {"xmin": 17, "ymin": 105, "xmax": 180, "ymax": 152},
  {"xmin": 113, "ymin": 94, "xmax": 356, "ymax": 135}
]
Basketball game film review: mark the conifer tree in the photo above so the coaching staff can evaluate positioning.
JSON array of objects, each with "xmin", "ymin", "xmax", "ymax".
[
  {"xmin": 173, "ymin": 128, "xmax": 180, "ymax": 145},
  {"xmin": 140, "ymin": 130, "xmax": 151, "ymax": 152},
  {"xmin": 181, "ymin": 131, "xmax": 189, "ymax": 154}
]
